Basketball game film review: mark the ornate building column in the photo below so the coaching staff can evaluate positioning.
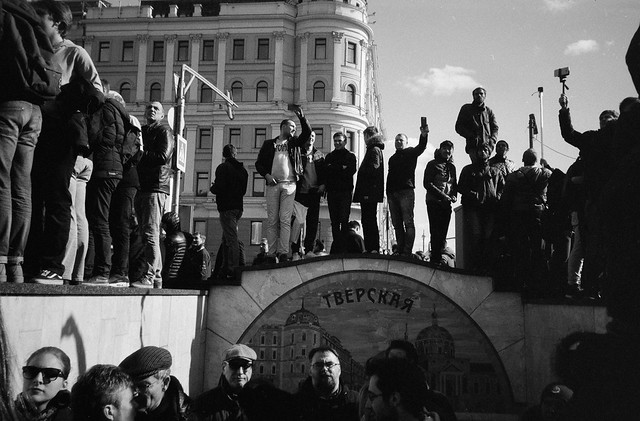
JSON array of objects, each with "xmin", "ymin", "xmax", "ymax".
[
  {"xmin": 164, "ymin": 34, "xmax": 177, "ymax": 102},
  {"xmin": 331, "ymin": 32, "xmax": 344, "ymax": 103},
  {"xmin": 273, "ymin": 31, "xmax": 286, "ymax": 103},
  {"xmin": 216, "ymin": 33, "xmax": 229, "ymax": 95},
  {"xmin": 183, "ymin": 124, "xmax": 198, "ymax": 194},
  {"xmin": 136, "ymin": 34, "xmax": 149, "ymax": 102},
  {"xmin": 298, "ymin": 33, "xmax": 310, "ymax": 105},
  {"xmin": 189, "ymin": 33, "xmax": 202, "ymax": 102},
  {"xmin": 358, "ymin": 40, "xmax": 368, "ymax": 111},
  {"xmin": 82, "ymin": 35, "xmax": 95, "ymax": 56}
]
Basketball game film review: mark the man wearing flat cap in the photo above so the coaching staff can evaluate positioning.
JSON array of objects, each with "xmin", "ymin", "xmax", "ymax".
[
  {"xmin": 188, "ymin": 344, "xmax": 295, "ymax": 421},
  {"xmin": 119, "ymin": 346, "xmax": 190, "ymax": 421}
]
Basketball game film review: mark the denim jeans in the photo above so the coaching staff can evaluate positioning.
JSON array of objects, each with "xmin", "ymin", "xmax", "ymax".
[
  {"xmin": 265, "ymin": 181, "xmax": 296, "ymax": 255},
  {"xmin": 427, "ymin": 202, "xmax": 452, "ymax": 263},
  {"xmin": 87, "ymin": 177, "xmax": 120, "ymax": 277},
  {"xmin": 360, "ymin": 202, "xmax": 380, "ymax": 252},
  {"xmin": 135, "ymin": 191, "xmax": 168, "ymax": 282},
  {"xmin": 219, "ymin": 209, "xmax": 243, "ymax": 270},
  {"xmin": 567, "ymin": 211, "xmax": 584, "ymax": 286},
  {"xmin": 62, "ymin": 156, "xmax": 92, "ymax": 282},
  {"xmin": 110, "ymin": 186, "xmax": 137, "ymax": 277},
  {"xmin": 388, "ymin": 189, "xmax": 416, "ymax": 255},
  {"xmin": 327, "ymin": 190, "xmax": 352, "ymax": 254},
  {"xmin": 0, "ymin": 101, "xmax": 41, "ymax": 264}
]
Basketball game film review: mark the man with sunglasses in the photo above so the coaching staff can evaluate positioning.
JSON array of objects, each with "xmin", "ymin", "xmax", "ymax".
[
  {"xmin": 295, "ymin": 346, "xmax": 358, "ymax": 421},
  {"xmin": 188, "ymin": 344, "xmax": 261, "ymax": 421},
  {"xmin": 119, "ymin": 346, "xmax": 190, "ymax": 421}
]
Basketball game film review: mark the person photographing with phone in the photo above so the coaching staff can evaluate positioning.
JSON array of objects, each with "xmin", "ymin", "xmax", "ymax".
[
  {"xmin": 386, "ymin": 119, "xmax": 429, "ymax": 256},
  {"xmin": 255, "ymin": 105, "xmax": 312, "ymax": 262}
]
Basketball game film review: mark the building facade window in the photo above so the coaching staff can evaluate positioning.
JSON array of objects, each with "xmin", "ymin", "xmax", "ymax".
[
  {"xmin": 177, "ymin": 40, "xmax": 189, "ymax": 61},
  {"xmin": 202, "ymin": 40, "xmax": 215, "ymax": 61},
  {"xmin": 252, "ymin": 172, "xmax": 265, "ymax": 197},
  {"xmin": 347, "ymin": 84, "xmax": 356, "ymax": 105},
  {"xmin": 98, "ymin": 41, "xmax": 110, "ymax": 62},
  {"xmin": 272, "ymin": 335, "xmax": 277, "ymax": 345},
  {"xmin": 250, "ymin": 221, "xmax": 263, "ymax": 244},
  {"xmin": 197, "ymin": 128, "xmax": 212, "ymax": 149},
  {"xmin": 346, "ymin": 41, "xmax": 357, "ymax": 64},
  {"xmin": 346, "ymin": 130, "xmax": 355, "ymax": 151},
  {"xmin": 271, "ymin": 365, "xmax": 276, "ymax": 375},
  {"xmin": 229, "ymin": 128, "xmax": 241, "ymax": 147},
  {"xmin": 200, "ymin": 84, "xmax": 213, "ymax": 103},
  {"xmin": 313, "ymin": 81, "xmax": 325, "ymax": 102},
  {"xmin": 232, "ymin": 39, "xmax": 244, "ymax": 60},
  {"xmin": 196, "ymin": 172, "xmax": 209, "ymax": 196},
  {"xmin": 231, "ymin": 81, "xmax": 243, "ymax": 102},
  {"xmin": 119, "ymin": 82, "xmax": 131, "ymax": 103},
  {"xmin": 152, "ymin": 41, "xmax": 164, "ymax": 62},
  {"xmin": 150, "ymin": 83, "xmax": 161, "ymax": 101},
  {"xmin": 313, "ymin": 127, "xmax": 324, "ymax": 149},
  {"xmin": 194, "ymin": 219, "xmax": 207, "ymax": 235},
  {"xmin": 121, "ymin": 40, "xmax": 134, "ymax": 61},
  {"xmin": 314, "ymin": 38, "xmax": 326, "ymax": 59},
  {"xmin": 255, "ymin": 81, "xmax": 268, "ymax": 102},
  {"xmin": 254, "ymin": 128, "xmax": 267, "ymax": 148},
  {"xmin": 257, "ymin": 38, "xmax": 269, "ymax": 60}
]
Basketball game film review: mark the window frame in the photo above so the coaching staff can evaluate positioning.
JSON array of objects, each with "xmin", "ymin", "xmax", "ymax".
[
  {"xmin": 121, "ymin": 40, "xmax": 134, "ymax": 62},
  {"xmin": 255, "ymin": 81, "xmax": 268, "ymax": 102},
  {"xmin": 149, "ymin": 82, "xmax": 162, "ymax": 102},
  {"xmin": 346, "ymin": 41, "xmax": 357, "ymax": 64},
  {"xmin": 254, "ymin": 127, "xmax": 267, "ymax": 148},
  {"xmin": 176, "ymin": 40, "xmax": 189, "ymax": 62},
  {"xmin": 201, "ymin": 39, "xmax": 215, "ymax": 61},
  {"xmin": 314, "ymin": 38, "xmax": 326, "ymax": 60},
  {"xmin": 232, "ymin": 39, "xmax": 245, "ymax": 60},
  {"xmin": 313, "ymin": 81, "xmax": 325, "ymax": 102},
  {"xmin": 250, "ymin": 221, "xmax": 263, "ymax": 244},
  {"xmin": 257, "ymin": 38, "xmax": 269, "ymax": 60},
  {"xmin": 98, "ymin": 41, "xmax": 110, "ymax": 62},
  {"xmin": 195, "ymin": 172, "xmax": 209, "ymax": 197},
  {"xmin": 252, "ymin": 173, "xmax": 265, "ymax": 198},
  {"xmin": 197, "ymin": 127, "xmax": 212, "ymax": 150}
]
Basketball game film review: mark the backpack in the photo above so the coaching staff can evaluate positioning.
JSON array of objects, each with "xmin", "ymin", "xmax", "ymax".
[{"xmin": 0, "ymin": 0, "xmax": 62, "ymax": 104}]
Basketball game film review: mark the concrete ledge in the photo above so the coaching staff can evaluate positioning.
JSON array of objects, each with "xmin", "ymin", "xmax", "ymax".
[{"xmin": 0, "ymin": 283, "xmax": 208, "ymax": 296}]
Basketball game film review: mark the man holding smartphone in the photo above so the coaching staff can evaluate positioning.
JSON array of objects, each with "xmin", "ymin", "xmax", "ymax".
[
  {"xmin": 386, "ymin": 121, "xmax": 428, "ymax": 256},
  {"xmin": 255, "ymin": 105, "xmax": 311, "ymax": 262}
]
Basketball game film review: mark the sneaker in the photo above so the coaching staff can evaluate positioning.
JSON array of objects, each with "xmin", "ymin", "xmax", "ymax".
[
  {"xmin": 84, "ymin": 275, "xmax": 109, "ymax": 286},
  {"xmin": 131, "ymin": 277, "xmax": 154, "ymax": 289},
  {"xmin": 108, "ymin": 274, "xmax": 130, "ymax": 287},
  {"xmin": 277, "ymin": 253, "xmax": 289, "ymax": 263},
  {"xmin": 32, "ymin": 270, "xmax": 64, "ymax": 285}
]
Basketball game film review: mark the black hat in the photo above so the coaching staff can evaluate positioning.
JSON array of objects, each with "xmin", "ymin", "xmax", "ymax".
[
  {"xmin": 439, "ymin": 140, "xmax": 454, "ymax": 149},
  {"xmin": 119, "ymin": 346, "xmax": 172, "ymax": 381}
]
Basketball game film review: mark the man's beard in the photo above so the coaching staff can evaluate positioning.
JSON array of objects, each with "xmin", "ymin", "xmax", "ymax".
[{"xmin": 314, "ymin": 375, "xmax": 337, "ymax": 395}]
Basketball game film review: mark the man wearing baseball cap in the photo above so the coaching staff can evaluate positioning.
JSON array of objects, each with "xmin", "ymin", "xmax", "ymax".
[
  {"xmin": 188, "ymin": 344, "xmax": 294, "ymax": 421},
  {"xmin": 119, "ymin": 346, "xmax": 190, "ymax": 421}
]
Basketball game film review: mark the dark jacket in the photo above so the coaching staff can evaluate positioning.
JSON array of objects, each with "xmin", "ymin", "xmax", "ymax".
[
  {"xmin": 488, "ymin": 155, "xmax": 516, "ymax": 180},
  {"xmin": 558, "ymin": 108, "xmax": 615, "ymax": 201},
  {"xmin": 455, "ymin": 102, "xmax": 498, "ymax": 154},
  {"xmin": 501, "ymin": 166, "xmax": 551, "ymax": 213},
  {"xmin": 296, "ymin": 147, "xmax": 326, "ymax": 198},
  {"xmin": 0, "ymin": 0, "xmax": 61, "ymax": 104},
  {"xmin": 211, "ymin": 157, "xmax": 248, "ymax": 212},
  {"xmin": 424, "ymin": 149, "xmax": 458, "ymax": 206},
  {"xmin": 386, "ymin": 133, "xmax": 427, "ymax": 193},
  {"xmin": 188, "ymin": 377, "xmax": 296, "ymax": 421},
  {"xmin": 344, "ymin": 229, "xmax": 365, "ymax": 254},
  {"xmin": 87, "ymin": 95, "xmax": 132, "ymax": 180},
  {"xmin": 458, "ymin": 160, "xmax": 504, "ymax": 209},
  {"xmin": 161, "ymin": 212, "xmax": 190, "ymax": 284},
  {"xmin": 255, "ymin": 116, "xmax": 311, "ymax": 181},
  {"xmin": 353, "ymin": 134, "xmax": 384, "ymax": 203},
  {"xmin": 138, "ymin": 376, "xmax": 190, "ymax": 421},
  {"xmin": 183, "ymin": 245, "xmax": 211, "ymax": 281},
  {"xmin": 295, "ymin": 377, "xmax": 359, "ymax": 421},
  {"xmin": 139, "ymin": 120, "xmax": 174, "ymax": 194},
  {"xmin": 325, "ymin": 148, "xmax": 357, "ymax": 193},
  {"xmin": 15, "ymin": 390, "xmax": 72, "ymax": 421}
]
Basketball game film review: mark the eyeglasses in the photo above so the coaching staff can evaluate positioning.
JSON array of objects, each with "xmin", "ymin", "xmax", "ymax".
[
  {"xmin": 22, "ymin": 366, "xmax": 66, "ymax": 384},
  {"xmin": 227, "ymin": 360, "xmax": 253, "ymax": 371},
  {"xmin": 312, "ymin": 362, "xmax": 339, "ymax": 370},
  {"xmin": 367, "ymin": 390, "xmax": 384, "ymax": 402}
]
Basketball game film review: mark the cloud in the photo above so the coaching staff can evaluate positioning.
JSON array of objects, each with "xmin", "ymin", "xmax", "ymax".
[
  {"xmin": 401, "ymin": 65, "xmax": 479, "ymax": 97},
  {"xmin": 564, "ymin": 39, "xmax": 599, "ymax": 56},
  {"xmin": 543, "ymin": 0, "xmax": 577, "ymax": 12}
]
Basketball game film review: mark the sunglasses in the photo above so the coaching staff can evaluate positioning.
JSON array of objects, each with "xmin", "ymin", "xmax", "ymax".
[
  {"xmin": 22, "ymin": 366, "xmax": 66, "ymax": 384},
  {"xmin": 227, "ymin": 360, "xmax": 253, "ymax": 371}
]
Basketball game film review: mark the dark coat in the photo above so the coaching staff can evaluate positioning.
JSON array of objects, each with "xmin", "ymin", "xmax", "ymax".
[
  {"xmin": 294, "ymin": 377, "xmax": 359, "ymax": 421},
  {"xmin": 458, "ymin": 160, "xmax": 504, "ymax": 209},
  {"xmin": 138, "ymin": 120, "xmax": 174, "ymax": 194},
  {"xmin": 15, "ymin": 390, "xmax": 72, "ymax": 421},
  {"xmin": 353, "ymin": 134, "xmax": 384, "ymax": 203},
  {"xmin": 424, "ymin": 150, "xmax": 458, "ymax": 207},
  {"xmin": 325, "ymin": 148, "xmax": 357, "ymax": 193},
  {"xmin": 386, "ymin": 133, "xmax": 428, "ymax": 194},
  {"xmin": 455, "ymin": 102, "xmax": 498, "ymax": 154},
  {"xmin": 210, "ymin": 157, "xmax": 248, "ymax": 212}
]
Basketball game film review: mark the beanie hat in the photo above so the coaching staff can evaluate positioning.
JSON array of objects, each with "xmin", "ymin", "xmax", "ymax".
[
  {"xmin": 119, "ymin": 346, "xmax": 172, "ymax": 381},
  {"xmin": 439, "ymin": 140, "xmax": 454, "ymax": 149}
]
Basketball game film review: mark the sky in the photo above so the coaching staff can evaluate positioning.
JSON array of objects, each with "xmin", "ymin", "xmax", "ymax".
[{"xmin": 366, "ymin": 0, "xmax": 640, "ymax": 252}]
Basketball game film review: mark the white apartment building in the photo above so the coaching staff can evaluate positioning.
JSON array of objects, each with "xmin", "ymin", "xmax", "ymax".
[{"xmin": 69, "ymin": 0, "xmax": 383, "ymax": 258}]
